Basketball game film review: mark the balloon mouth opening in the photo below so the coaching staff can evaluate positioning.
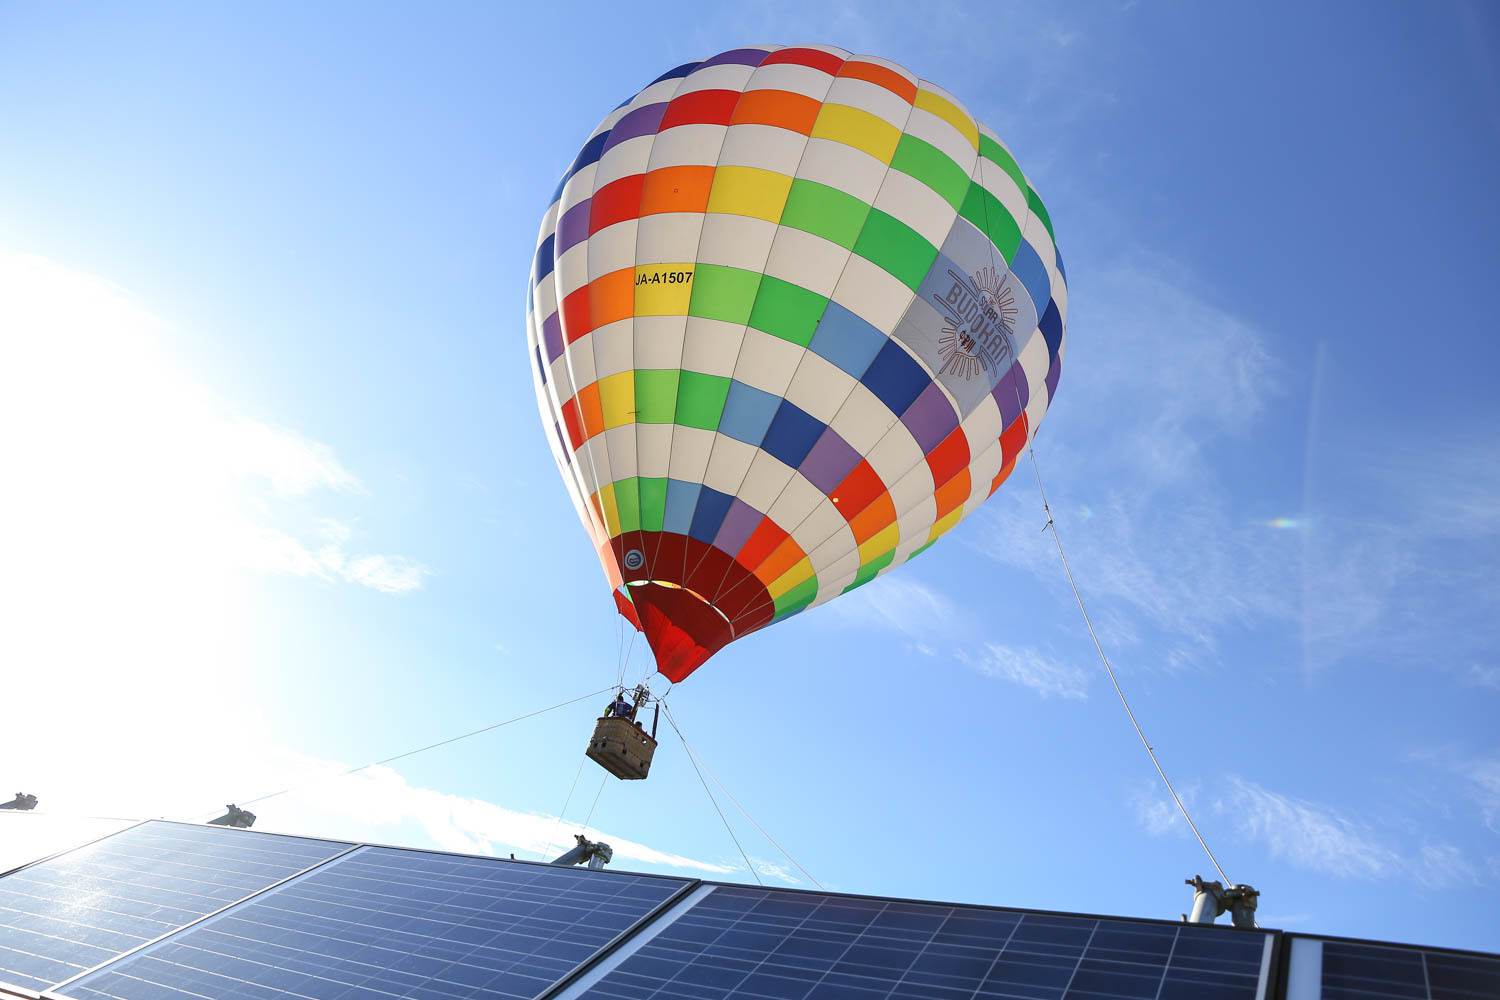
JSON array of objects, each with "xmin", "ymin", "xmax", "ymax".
[{"xmin": 625, "ymin": 579, "xmax": 733, "ymax": 631}]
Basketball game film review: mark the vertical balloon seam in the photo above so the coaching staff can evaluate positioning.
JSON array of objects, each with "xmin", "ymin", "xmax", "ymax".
[
  {"xmin": 605, "ymin": 57, "xmax": 713, "ymax": 607},
  {"xmin": 681, "ymin": 47, "xmax": 862, "ymax": 613},
  {"xmin": 542, "ymin": 109, "xmax": 625, "ymax": 576},
  {"xmin": 556, "ymin": 97, "xmax": 658, "ymax": 590},
  {"xmin": 699, "ymin": 52, "xmax": 925, "ymax": 625},
  {"xmin": 717, "ymin": 54, "xmax": 928, "ymax": 622},
  {"xmin": 650, "ymin": 47, "xmax": 783, "ymax": 611},
  {"xmin": 748, "ymin": 73, "xmax": 982, "ymax": 611}
]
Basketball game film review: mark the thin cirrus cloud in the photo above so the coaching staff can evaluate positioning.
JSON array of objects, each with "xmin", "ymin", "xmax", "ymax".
[{"xmin": 0, "ymin": 250, "xmax": 425, "ymax": 597}]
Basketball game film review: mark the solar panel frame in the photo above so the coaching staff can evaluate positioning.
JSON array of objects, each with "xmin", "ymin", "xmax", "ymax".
[
  {"xmin": 1280, "ymin": 933, "xmax": 1500, "ymax": 1000},
  {"xmin": 0, "ymin": 822, "xmax": 354, "ymax": 994}
]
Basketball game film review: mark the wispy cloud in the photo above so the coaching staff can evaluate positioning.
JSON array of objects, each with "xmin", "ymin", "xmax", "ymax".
[
  {"xmin": 961, "ymin": 643, "xmax": 1089, "ymax": 700},
  {"xmin": 0, "ymin": 251, "xmax": 425, "ymax": 598},
  {"xmin": 1217, "ymin": 776, "xmax": 1399, "ymax": 879},
  {"xmin": 826, "ymin": 574, "xmax": 957, "ymax": 639}
]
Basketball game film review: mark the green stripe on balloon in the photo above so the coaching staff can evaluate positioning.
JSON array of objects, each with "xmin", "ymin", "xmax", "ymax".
[
  {"xmin": 780, "ymin": 180, "xmax": 870, "ymax": 250},
  {"xmin": 891, "ymin": 134, "xmax": 970, "ymax": 210},
  {"xmin": 748, "ymin": 276, "xmax": 828, "ymax": 348},
  {"xmin": 634, "ymin": 369, "xmax": 679, "ymax": 423},
  {"xmin": 852, "ymin": 209, "xmax": 939, "ymax": 292}
]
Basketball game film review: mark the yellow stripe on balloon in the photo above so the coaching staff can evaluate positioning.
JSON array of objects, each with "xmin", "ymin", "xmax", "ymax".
[
  {"xmin": 766, "ymin": 557, "xmax": 814, "ymax": 600},
  {"xmin": 914, "ymin": 89, "xmax": 979, "ymax": 150},
  {"xmin": 809, "ymin": 104, "xmax": 901, "ymax": 164},
  {"xmin": 597, "ymin": 370, "xmax": 636, "ymax": 430},
  {"xmin": 705, "ymin": 166, "xmax": 794, "ymax": 223}
]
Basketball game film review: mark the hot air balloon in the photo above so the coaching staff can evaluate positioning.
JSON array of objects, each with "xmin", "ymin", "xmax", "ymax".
[{"xmin": 527, "ymin": 45, "xmax": 1066, "ymax": 706}]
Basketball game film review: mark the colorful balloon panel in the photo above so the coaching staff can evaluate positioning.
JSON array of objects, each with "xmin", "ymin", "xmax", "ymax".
[{"xmin": 527, "ymin": 45, "xmax": 1067, "ymax": 682}]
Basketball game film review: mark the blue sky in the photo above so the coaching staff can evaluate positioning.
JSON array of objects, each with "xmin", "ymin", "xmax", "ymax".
[{"xmin": 2, "ymin": 0, "xmax": 1498, "ymax": 956}]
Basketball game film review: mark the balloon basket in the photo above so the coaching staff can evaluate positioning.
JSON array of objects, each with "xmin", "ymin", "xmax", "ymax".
[{"xmin": 586, "ymin": 716, "xmax": 657, "ymax": 780}]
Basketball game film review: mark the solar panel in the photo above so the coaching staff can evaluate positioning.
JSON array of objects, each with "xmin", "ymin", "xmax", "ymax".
[
  {"xmin": 1284, "ymin": 936, "xmax": 1500, "ymax": 1000},
  {"xmin": 561, "ymin": 884, "xmax": 1273, "ymax": 1000},
  {"xmin": 62, "ymin": 845, "xmax": 691, "ymax": 1000},
  {"xmin": 0, "ymin": 822, "xmax": 350, "ymax": 992}
]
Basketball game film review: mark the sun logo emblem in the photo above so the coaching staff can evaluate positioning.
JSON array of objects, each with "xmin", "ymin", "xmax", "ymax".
[{"xmin": 935, "ymin": 266, "xmax": 1017, "ymax": 382}]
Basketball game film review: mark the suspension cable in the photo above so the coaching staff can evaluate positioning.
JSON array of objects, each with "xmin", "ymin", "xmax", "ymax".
[
  {"xmin": 210, "ymin": 686, "xmax": 614, "ymax": 821},
  {"xmin": 660, "ymin": 704, "xmax": 761, "ymax": 886}
]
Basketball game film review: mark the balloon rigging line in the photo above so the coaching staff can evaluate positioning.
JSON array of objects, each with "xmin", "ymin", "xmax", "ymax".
[
  {"xmin": 662, "ymin": 704, "xmax": 822, "ymax": 890},
  {"xmin": 1024, "ymin": 446, "xmax": 1231, "ymax": 886},
  {"xmin": 543, "ymin": 756, "xmax": 588, "ymax": 861},
  {"xmin": 581, "ymin": 776, "xmax": 607, "ymax": 834},
  {"xmin": 212, "ymin": 687, "xmax": 615, "ymax": 821},
  {"xmin": 661, "ymin": 704, "xmax": 762, "ymax": 887}
]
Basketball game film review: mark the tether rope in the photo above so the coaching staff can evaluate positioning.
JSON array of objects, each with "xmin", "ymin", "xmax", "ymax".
[
  {"xmin": 663, "ymin": 703, "xmax": 822, "ymax": 889},
  {"xmin": 1024, "ymin": 446, "xmax": 1231, "ymax": 885},
  {"xmin": 207, "ymin": 687, "xmax": 614, "ymax": 821},
  {"xmin": 968, "ymin": 146, "xmax": 1231, "ymax": 886},
  {"xmin": 660, "ymin": 704, "xmax": 761, "ymax": 886},
  {"xmin": 542, "ymin": 756, "xmax": 587, "ymax": 860}
]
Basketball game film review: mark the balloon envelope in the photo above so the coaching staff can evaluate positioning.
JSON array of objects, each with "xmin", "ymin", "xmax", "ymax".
[{"xmin": 527, "ymin": 46, "xmax": 1066, "ymax": 682}]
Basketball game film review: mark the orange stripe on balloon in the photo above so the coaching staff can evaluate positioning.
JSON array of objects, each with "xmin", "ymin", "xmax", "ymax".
[
  {"xmin": 640, "ymin": 164, "xmax": 715, "ymax": 216},
  {"xmin": 753, "ymin": 535, "xmax": 807, "ymax": 586},
  {"xmin": 736, "ymin": 517, "xmax": 789, "ymax": 572},
  {"xmin": 849, "ymin": 492, "xmax": 896, "ymax": 543},
  {"xmin": 761, "ymin": 47, "xmax": 844, "ymax": 75},
  {"xmin": 837, "ymin": 60, "xmax": 917, "ymax": 103},
  {"xmin": 934, "ymin": 468, "xmax": 970, "ymax": 519},
  {"xmin": 588, "ymin": 267, "xmax": 635, "ymax": 328},
  {"xmin": 925, "ymin": 427, "xmax": 970, "ymax": 490},
  {"xmin": 730, "ymin": 89, "xmax": 822, "ymax": 135},
  {"xmin": 577, "ymin": 382, "xmax": 604, "ymax": 441}
]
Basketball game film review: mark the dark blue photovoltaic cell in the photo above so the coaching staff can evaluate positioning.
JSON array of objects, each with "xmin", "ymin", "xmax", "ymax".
[
  {"xmin": 576, "ymin": 885, "xmax": 1270, "ymax": 1000},
  {"xmin": 1320, "ymin": 939, "xmax": 1500, "ymax": 1000},
  {"xmin": 65, "ymin": 845, "xmax": 688, "ymax": 1000},
  {"xmin": 0, "ymin": 823, "xmax": 349, "ymax": 992}
]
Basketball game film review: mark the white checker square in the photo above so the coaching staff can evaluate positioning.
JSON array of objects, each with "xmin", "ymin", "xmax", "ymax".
[
  {"xmin": 762, "ymin": 227, "xmax": 849, "ymax": 298},
  {"xmin": 872, "ymin": 169, "xmax": 955, "ymax": 248},
  {"xmin": 680, "ymin": 318, "xmax": 747, "ymax": 378},
  {"xmin": 796, "ymin": 137, "xmax": 888, "ymax": 199},
  {"xmin": 633, "ymin": 316, "xmax": 688, "ymax": 370},
  {"xmin": 697, "ymin": 214, "xmax": 778, "ymax": 271},
  {"xmin": 730, "ymin": 327, "xmax": 806, "ymax": 395},
  {"xmin": 745, "ymin": 63, "xmax": 836, "ymax": 99},
  {"xmin": 636, "ymin": 423, "xmax": 674, "ymax": 480},
  {"xmin": 593, "ymin": 135, "xmax": 653, "ymax": 190},
  {"xmin": 787, "ymin": 496, "xmax": 847, "ymax": 557},
  {"xmin": 718, "ymin": 124, "xmax": 807, "ymax": 175},
  {"xmin": 822, "ymin": 77, "xmax": 910, "ymax": 128},
  {"xmin": 888, "ymin": 464, "xmax": 936, "ymax": 518},
  {"xmin": 647, "ymin": 123, "xmax": 728, "ymax": 169},
  {"xmin": 781, "ymin": 351, "xmax": 855, "ymax": 425},
  {"xmin": 826, "ymin": 383, "xmax": 896, "ymax": 455},
  {"xmin": 863, "ymin": 423, "xmax": 926, "ymax": 486},
  {"xmin": 602, "ymin": 425, "xmax": 638, "ymax": 480},
  {"xmin": 767, "ymin": 472, "xmax": 827, "ymax": 533},
  {"xmin": 831, "ymin": 254, "xmax": 915, "ymax": 335},
  {"xmin": 589, "ymin": 321, "xmax": 635, "ymax": 380},
  {"xmin": 702, "ymin": 434, "xmax": 760, "ymax": 496},
  {"xmin": 636, "ymin": 213, "xmax": 706, "ymax": 265},
  {"xmin": 666, "ymin": 425, "xmax": 716, "ymax": 483},
  {"xmin": 737, "ymin": 450, "xmax": 796, "ymax": 514},
  {"xmin": 678, "ymin": 63, "xmax": 755, "ymax": 94},
  {"xmin": 586, "ymin": 219, "xmax": 639, "ymax": 274},
  {"xmin": 903, "ymin": 106, "xmax": 977, "ymax": 174}
]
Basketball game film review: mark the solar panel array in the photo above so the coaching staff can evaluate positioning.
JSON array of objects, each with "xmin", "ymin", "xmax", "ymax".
[
  {"xmin": 63, "ymin": 846, "xmax": 687, "ymax": 1000},
  {"xmin": 0, "ymin": 822, "xmax": 349, "ymax": 991},
  {"xmin": 570, "ymin": 884, "xmax": 1269, "ymax": 1000},
  {"xmin": 0, "ymin": 821, "xmax": 1495, "ymax": 1000}
]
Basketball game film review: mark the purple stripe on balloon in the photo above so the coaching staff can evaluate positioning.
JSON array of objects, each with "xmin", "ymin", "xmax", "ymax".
[
  {"xmin": 699, "ymin": 47, "xmax": 772, "ymax": 69},
  {"xmin": 602, "ymin": 102, "xmax": 668, "ymax": 153},
  {"xmin": 542, "ymin": 312, "xmax": 564, "ymax": 362},
  {"xmin": 992, "ymin": 361, "xmax": 1029, "ymax": 426},
  {"xmin": 799, "ymin": 428, "xmax": 863, "ymax": 494},
  {"xmin": 556, "ymin": 199, "xmax": 592, "ymax": 254},
  {"xmin": 713, "ymin": 498, "xmax": 764, "ymax": 556},
  {"xmin": 900, "ymin": 383, "xmax": 959, "ymax": 453},
  {"xmin": 1044, "ymin": 353, "xmax": 1061, "ymax": 403}
]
